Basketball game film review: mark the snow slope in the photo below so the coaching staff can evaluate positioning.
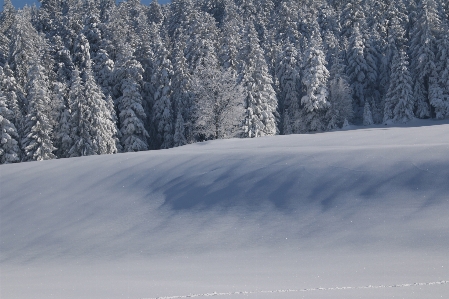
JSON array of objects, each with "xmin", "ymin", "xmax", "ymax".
[{"xmin": 1, "ymin": 120, "xmax": 449, "ymax": 299}]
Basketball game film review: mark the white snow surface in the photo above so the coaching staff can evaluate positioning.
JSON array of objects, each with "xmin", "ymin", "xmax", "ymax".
[{"xmin": 1, "ymin": 119, "xmax": 449, "ymax": 299}]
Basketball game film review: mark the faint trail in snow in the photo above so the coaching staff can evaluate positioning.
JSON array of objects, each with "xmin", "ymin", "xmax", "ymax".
[{"xmin": 142, "ymin": 280, "xmax": 449, "ymax": 299}]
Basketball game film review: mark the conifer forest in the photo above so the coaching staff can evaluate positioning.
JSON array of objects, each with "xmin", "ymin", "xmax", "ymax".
[{"xmin": 1, "ymin": 0, "xmax": 449, "ymax": 164}]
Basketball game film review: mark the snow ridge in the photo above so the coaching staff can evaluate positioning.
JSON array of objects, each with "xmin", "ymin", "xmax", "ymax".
[{"xmin": 144, "ymin": 280, "xmax": 449, "ymax": 299}]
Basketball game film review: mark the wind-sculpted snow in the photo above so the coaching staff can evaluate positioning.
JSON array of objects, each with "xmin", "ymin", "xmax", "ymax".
[{"xmin": 1, "ymin": 121, "xmax": 449, "ymax": 299}]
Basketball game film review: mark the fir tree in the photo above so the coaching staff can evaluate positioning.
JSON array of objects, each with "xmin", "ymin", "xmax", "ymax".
[
  {"xmin": 275, "ymin": 41, "xmax": 301, "ymax": 134},
  {"xmin": 299, "ymin": 27, "xmax": 330, "ymax": 132},
  {"xmin": 326, "ymin": 55, "xmax": 354, "ymax": 130},
  {"xmin": 434, "ymin": 20, "xmax": 449, "ymax": 119},
  {"xmin": 409, "ymin": 0, "xmax": 442, "ymax": 118},
  {"xmin": 152, "ymin": 41, "xmax": 174, "ymax": 149},
  {"xmin": 346, "ymin": 25, "xmax": 367, "ymax": 120},
  {"xmin": 21, "ymin": 62, "xmax": 56, "ymax": 162},
  {"xmin": 384, "ymin": 48, "xmax": 415, "ymax": 123},
  {"xmin": 67, "ymin": 68, "xmax": 95, "ymax": 157},
  {"xmin": 171, "ymin": 39, "xmax": 193, "ymax": 145},
  {"xmin": 53, "ymin": 81, "xmax": 72, "ymax": 158},
  {"xmin": 240, "ymin": 23, "xmax": 278, "ymax": 138},
  {"xmin": 0, "ymin": 87, "xmax": 20, "ymax": 164},
  {"xmin": 114, "ymin": 47, "xmax": 149, "ymax": 152}
]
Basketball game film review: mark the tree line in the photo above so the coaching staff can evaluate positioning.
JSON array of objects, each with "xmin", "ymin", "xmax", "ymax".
[{"xmin": 1, "ymin": 0, "xmax": 449, "ymax": 163}]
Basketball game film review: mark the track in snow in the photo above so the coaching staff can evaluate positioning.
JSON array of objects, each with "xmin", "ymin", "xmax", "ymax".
[{"xmin": 144, "ymin": 280, "xmax": 449, "ymax": 299}]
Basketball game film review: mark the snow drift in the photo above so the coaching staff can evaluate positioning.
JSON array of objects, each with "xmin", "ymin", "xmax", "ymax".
[{"xmin": 1, "ymin": 120, "xmax": 449, "ymax": 299}]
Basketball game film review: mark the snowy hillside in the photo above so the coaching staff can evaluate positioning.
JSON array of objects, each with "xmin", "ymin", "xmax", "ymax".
[{"xmin": 1, "ymin": 120, "xmax": 449, "ymax": 299}]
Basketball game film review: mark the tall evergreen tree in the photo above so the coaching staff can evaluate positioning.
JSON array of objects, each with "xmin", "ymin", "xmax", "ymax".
[
  {"xmin": 114, "ymin": 46, "xmax": 149, "ymax": 152},
  {"xmin": 21, "ymin": 62, "xmax": 56, "ymax": 162},
  {"xmin": 326, "ymin": 54, "xmax": 354, "ymax": 130},
  {"xmin": 275, "ymin": 41, "xmax": 301, "ymax": 134},
  {"xmin": 151, "ymin": 41, "xmax": 174, "ymax": 149},
  {"xmin": 239, "ymin": 23, "xmax": 278, "ymax": 138},
  {"xmin": 0, "ymin": 82, "xmax": 20, "ymax": 164},
  {"xmin": 171, "ymin": 38, "xmax": 193, "ymax": 145},
  {"xmin": 384, "ymin": 47, "xmax": 414, "ymax": 123},
  {"xmin": 409, "ymin": 0, "xmax": 442, "ymax": 118},
  {"xmin": 299, "ymin": 27, "xmax": 330, "ymax": 132},
  {"xmin": 346, "ymin": 25, "xmax": 368, "ymax": 121}
]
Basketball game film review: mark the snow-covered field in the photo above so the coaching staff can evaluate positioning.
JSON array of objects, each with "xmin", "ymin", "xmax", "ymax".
[{"xmin": 1, "ymin": 120, "xmax": 449, "ymax": 299}]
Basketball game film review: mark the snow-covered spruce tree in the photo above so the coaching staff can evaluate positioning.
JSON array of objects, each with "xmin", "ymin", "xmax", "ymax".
[
  {"xmin": 171, "ymin": 38, "xmax": 193, "ymax": 146},
  {"xmin": 364, "ymin": 30, "xmax": 383, "ymax": 124},
  {"xmin": 67, "ymin": 69, "xmax": 95, "ymax": 157},
  {"xmin": 191, "ymin": 57, "xmax": 245, "ymax": 140},
  {"xmin": 317, "ymin": 2, "xmax": 341, "ymax": 63},
  {"xmin": 173, "ymin": 111, "xmax": 187, "ymax": 147},
  {"xmin": 299, "ymin": 27, "xmax": 330, "ymax": 132},
  {"xmin": 21, "ymin": 62, "xmax": 56, "ymax": 162},
  {"xmin": 433, "ymin": 20, "xmax": 449, "ymax": 119},
  {"xmin": 380, "ymin": 1, "xmax": 408, "ymax": 102},
  {"xmin": 239, "ymin": 23, "xmax": 278, "ymax": 138},
  {"xmin": 84, "ymin": 67, "xmax": 118, "ymax": 155},
  {"xmin": 363, "ymin": 100, "xmax": 374, "ymax": 126},
  {"xmin": 272, "ymin": 0, "xmax": 301, "ymax": 46},
  {"xmin": 53, "ymin": 81, "xmax": 72, "ymax": 158},
  {"xmin": 69, "ymin": 31, "xmax": 119, "ymax": 157},
  {"xmin": 148, "ymin": 0, "xmax": 165, "ymax": 26},
  {"xmin": 0, "ymin": 0, "xmax": 16, "ymax": 67},
  {"xmin": 52, "ymin": 35, "xmax": 75, "ymax": 84},
  {"xmin": 326, "ymin": 54, "xmax": 354, "ymax": 130},
  {"xmin": 0, "ymin": 88, "xmax": 20, "ymax": 164},
  {"xmin": 38, "ymin": 0, "xmax": 64, "ymax": 34},
  {"xmin": 340, "ymin": 0, "xmax": 366, "ymax": 39},
  {"xmin": 0, "ymin": 64, "xmax": 24, "ymax": 138},
  {"xmin": 67, "ymin": 64, "xmax": 118, "ymax": 157},
  {"xmin": 409, "ymin": 0, "xmax": 442, "ymax": 118},
  {"xmin": 275, "ymin": 41, "xmax": 301, "ymax": 135},
  {"xmin": 346, "ymin": 24, "xmax": 368, "ymax": 121},
  {"xmin": 184, "ymin": 10, "xmax": 220, "ymax": 72},
  {"xmin": 218, "ymin": 0, "xmax": 244, "ymax": 71},
  {"xmin": 383, "ymin": 47, "xmax": 415, "ymax": 123},
  {"xmin": 113, "ymin": 46, "xmax": 149, "ymax": 152},
  {"xmin": 8, "ymin": 7, "xmax": 46, "ymax": 95},
  {"xmin": 151, "ymin": 41, "xmax": 174, "ymax": 149}
]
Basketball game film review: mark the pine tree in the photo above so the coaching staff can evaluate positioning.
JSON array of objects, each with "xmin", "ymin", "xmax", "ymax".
[
  {"xmin": 326, "ymin": 55, "xmax": 354, "ymax": 130},
  {"xmin": 240, "ymin": 23, "xmax": 278, "ymax": 138},
  {"xmin": 53, "ymin": 81, "xmax": 72, "ymax": 158},
  {"xmin": 218, "ymin": 0, "xmax": 243, "ymax": 71},
  {"xmin": 84, "ymin": 67, "xmax": 118, "ymax": 155},
  {"xmin": 0, "ymin": 0, "xmax": 16, "ymax": 66},
  {"xmin": 275, "ymin": 41, "xmax": 301, "ymax": 134},
  {"xmin": 299, "ymin": 27, "xmax": 330, "ymax": 132},
  {"xmin": 409, "ymin": 0, "xmax": 442, "ymax": 118},
  {"xmin": 434, "ymin": 20, "xmax": 449, "ymax": 119},
  {"xmin": 364, "ymin": 30, "xmax": 382, "ymax": 123},
  {"xmin": 21, "ymin": 62, "xmax": 56, "ymax": 162},
  {"xmin": 67, "ymin": 68, "xmax": 95, "ymax": 157},
  {"xmin": 171, "ymin": 39, "xmax": 193, "ymax": 145},
  {"xmin": 148, "ymin": 0, "xmax": 164, "ymax": 26},
  {"xmin": 384, "ymin": 48, "xmax": 415, "ymax": 123},
  {"xmin": 346, "ymin": 25, "xmax": 367, "ymax": 120},
  {"xmin": 152, "ymin": 41, "xmax": 174, "ymax": 149},
  {"xmin": 0, "ymin": 64, "xmax": 24, "ymax": 137},
  {"xmin": 340, "ymin": 0, "xmax": 366, "ymax": 39},
  {"xmin": 114, "ymin": 46, "xmax": 149, "ymax": 152},
  {"xmin": 0, "ymin": 87, "xmax": 20, "ymax": 164}
]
